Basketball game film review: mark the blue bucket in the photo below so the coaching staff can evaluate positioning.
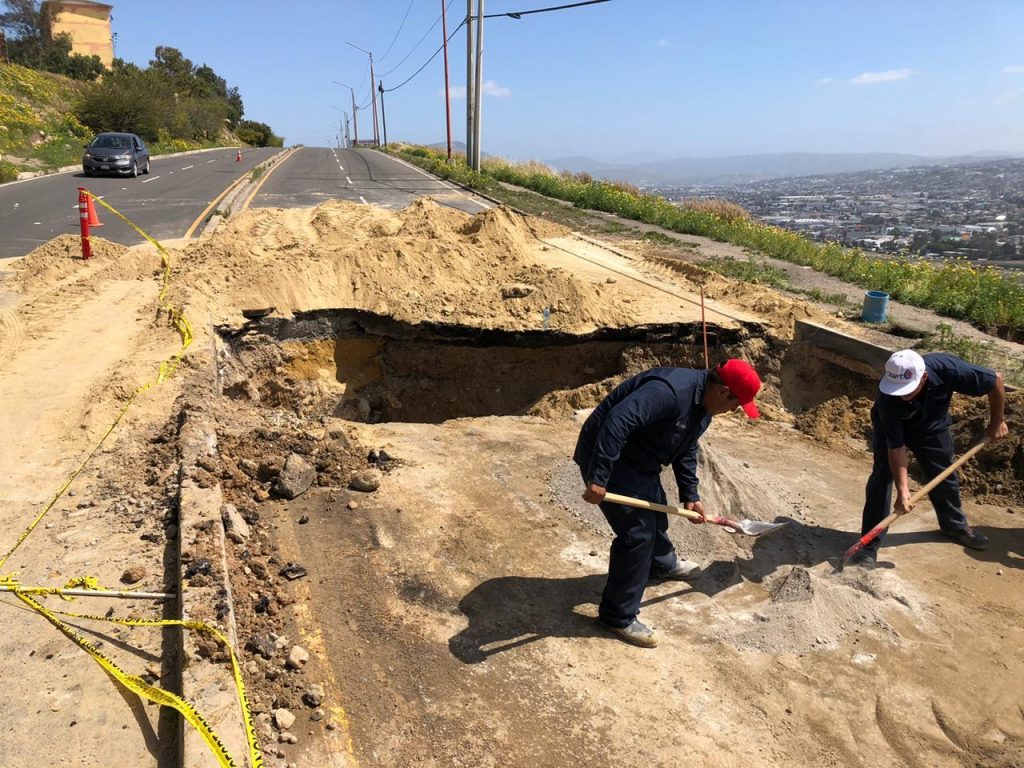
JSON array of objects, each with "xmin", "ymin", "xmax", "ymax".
[{"xmin": 862, "ymin": 290, "xmax": 889, "ymax": 323}]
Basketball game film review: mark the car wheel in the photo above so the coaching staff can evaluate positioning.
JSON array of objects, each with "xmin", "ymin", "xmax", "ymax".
[
  {"xmin": 84, "ymin": 168, "xmax": 93, "ymax": 177},
  {"xmin": 143, "ymin": 159, "xmax": 150, "ymax": 174},
  {"xmin": 130, "ymin": 160, "xmax": 138, "ymax": 178}
]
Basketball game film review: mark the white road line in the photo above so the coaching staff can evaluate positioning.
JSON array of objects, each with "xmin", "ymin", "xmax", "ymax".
[
  {"xmin": 207, "ymin": 159, "xmax": 216, "ymax": 163},
  {"xmin": 359, "ymin": 196, "xmax": 367, "ymax": 205},
  {"xmin": 141, "ymin": 176, "xmax": 160, "ymax": 183},
  {"xmin": 182, "ymin": 165, "xmax": 194, "ymax": 170},
  {"xmin": 346, "ymin": 176, "xmax": 353, "ymax": 185}
]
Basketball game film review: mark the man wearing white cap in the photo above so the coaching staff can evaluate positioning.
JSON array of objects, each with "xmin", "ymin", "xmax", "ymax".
[{"xmin": 855, "ymin": 350, "xmax": 1009, "ymax": 566}]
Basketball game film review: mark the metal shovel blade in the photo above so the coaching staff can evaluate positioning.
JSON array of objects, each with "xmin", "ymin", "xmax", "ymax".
[{"xmin": 722, "ymin": 518, "xmax": 790, "ymax": 537}]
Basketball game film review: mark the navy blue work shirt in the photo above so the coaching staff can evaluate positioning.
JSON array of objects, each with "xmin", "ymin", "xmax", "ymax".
[
  {"xmin": 873, "ymin": 353, "xmax": 996, "ymax": 449},
  {"xmin": 573, "ymin": 367, "xmax": 712, "ymax": 502}
]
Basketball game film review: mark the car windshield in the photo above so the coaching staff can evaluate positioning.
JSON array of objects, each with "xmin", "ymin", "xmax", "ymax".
[{"xmin": 91, "ymin": 135, "xmax": 130, "ymax": 149}]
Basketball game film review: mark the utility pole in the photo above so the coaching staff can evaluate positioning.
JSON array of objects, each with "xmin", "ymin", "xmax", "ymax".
[
  {"xmin": 465, "ymin": 0, "xmax": 475, "ymax": 164},
  {"xmin": 369, "ymin": 54, "xmax": 380, "ymax": 146},
  {"xmin": 347, "ymin": 44, "xmax": 380, "ymax": 146},
  {"xmin": 378, "ymin": 82, "xmax": 388, "ymax": 147},
  {"xmin": 472, "ymin": 0, "xmax": 484, "ymax": 170},
  {"xmin": 441, "ymin": 0, "xmax": 453, "ymax": 161}
]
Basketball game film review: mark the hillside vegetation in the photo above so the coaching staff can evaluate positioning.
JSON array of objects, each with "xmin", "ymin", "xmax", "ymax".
[{"xmin": 386, "ymin": 144, "xmax": 1024, "ymax": 342}]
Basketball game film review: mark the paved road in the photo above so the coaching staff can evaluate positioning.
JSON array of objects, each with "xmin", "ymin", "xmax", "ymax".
[
  {"xmin": 0, "ymin": 147, "xmax": 281, "ymax": 259},
  {"xmin": 250, "ymin": 147, "xmax": 491, "ymax": 214}
]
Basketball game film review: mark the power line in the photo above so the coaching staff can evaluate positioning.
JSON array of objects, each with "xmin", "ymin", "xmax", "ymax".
[
  {"xmin": 378, "ymin": 0, "xmax": 457, "ymax": 78},
  {"xmin": 484, "ymin": 0, "xmax": 610, "ymax": 19},
  {"xmin": 378, "ymin": 0, "xmax": 418, "ymax": 62},
  {"xmin": 383, "ymin": 16, "xmax": 466, "ymax": 92}
]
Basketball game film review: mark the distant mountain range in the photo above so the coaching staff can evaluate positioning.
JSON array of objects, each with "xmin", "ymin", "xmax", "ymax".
[{"xmin": 545, "ymin": 151, "xmax": 1024, "ymax": 185}]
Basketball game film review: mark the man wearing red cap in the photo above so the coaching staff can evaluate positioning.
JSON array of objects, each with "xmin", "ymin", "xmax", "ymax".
[
  {"xmin": 574, "ymin": 359, "xmax": 762, "ymax": 647},
  {"xmin": 853, "ymin": 350, "xmax": 1009, "ymax": 567}
]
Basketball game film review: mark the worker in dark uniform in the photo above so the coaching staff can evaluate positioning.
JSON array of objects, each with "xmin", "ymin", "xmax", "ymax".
[
  {"xmin": 574, "ymin": 359, "xmax": 762, "ymax": 648},
  {"xmin": 855, "ymin": 349, "xmax": 1009, "ymax": 567}
]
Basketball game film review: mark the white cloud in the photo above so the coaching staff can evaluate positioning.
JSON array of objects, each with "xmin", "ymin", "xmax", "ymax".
[
  {"xmin": 815, "ymin": 77, "xmax": 833, "ymax": 86},
  {"xmin": 439, "ymin": 80, "xmax": 509, "ymax": 99},
  {"xmin": 850, "ymin": 68, "xmax": 915, "ymax": 85},
  {"xmin": 656, "ymin": 38, "xmax": 669, "ymax": 48},
  {"xmin": 1003, "ymin": 65, "xmax": 1024, "ymax": 75}
]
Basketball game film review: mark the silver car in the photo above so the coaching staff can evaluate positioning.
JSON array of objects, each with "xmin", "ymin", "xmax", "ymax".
[{"xmin": 83, "ymin": 132, "xmax": 151, "ymax": 177}]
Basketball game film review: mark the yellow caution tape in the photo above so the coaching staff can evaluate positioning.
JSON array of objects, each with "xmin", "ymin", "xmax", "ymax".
[
  {"xmin": 14, "ymin": 590, "xmax": 263, "ymax": 768},
  {"xmin": 0, "ymin": 196, "xmax": 261, "ymax": 767},
  {"xmin": 0, "ymin": 191, "xmax": 192, "ymax": 571}
]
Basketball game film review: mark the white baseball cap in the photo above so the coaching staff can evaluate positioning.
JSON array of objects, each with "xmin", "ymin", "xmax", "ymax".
[{"xmin": 879, "ymin": 350, "xmax": 926, "ymax": 396}]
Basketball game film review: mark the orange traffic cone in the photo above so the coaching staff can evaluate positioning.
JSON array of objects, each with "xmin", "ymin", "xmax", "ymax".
[
  {"xmin": 86, "ymin": 194, "xmax": 103, "ymax": 228},
  {"xmin": 236, "ymin": 149, "xmax": 242, "ymax": 162}
]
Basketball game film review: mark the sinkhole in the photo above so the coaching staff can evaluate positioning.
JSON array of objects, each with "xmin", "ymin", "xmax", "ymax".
[{"xmin": 217, "ymin": 309, "xmax": 756, "ymax": 424}]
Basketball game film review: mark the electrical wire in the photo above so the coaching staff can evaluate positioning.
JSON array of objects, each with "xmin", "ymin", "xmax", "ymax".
[
  {"xmin": 378, "ymin": 0, "xmax": 418, "ymax": 62},
  {"xmin": 382, "ymin": 16, "xmax": 465, "ymax": 92},
  {"xmin": 378, "ymin": 0, "xmax": 457, "ymax": 78},
  {"xmin": 484, "ymin": 0, "xmax": 610, "ymax": 19}
]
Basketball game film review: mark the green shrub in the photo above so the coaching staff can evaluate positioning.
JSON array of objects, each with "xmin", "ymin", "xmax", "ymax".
[{"xmin": 0, "ymin": 160, "xmax": 20, "ymax": 183}]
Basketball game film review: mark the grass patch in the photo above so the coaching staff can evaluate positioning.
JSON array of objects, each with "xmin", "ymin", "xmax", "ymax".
[
  {"xmin": 796, "ymin": 287, "xmax": 852, "ymax": 308},
  {"xmin": 917, "ymin": 323, "xmax": 995, "ymax": 369},
  {"xmin": 384, "ymin": 143, "xmax": 1024, "ymax": 339},
  {"xmin": 250, "ymin": 165, "xmax": 265, "ymax": 182},
  {"xmin": 701, "ymin": 255, "xmax": 791, "ymax": 289},
  {"xmin": 642, "ymin": 230, "xmax": 684, "ymax": 246}
]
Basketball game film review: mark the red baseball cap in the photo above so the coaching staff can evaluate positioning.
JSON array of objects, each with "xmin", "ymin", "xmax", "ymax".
[{"xmin": 716, "ymin": 359, "xmax": 762, "ymax": 419}]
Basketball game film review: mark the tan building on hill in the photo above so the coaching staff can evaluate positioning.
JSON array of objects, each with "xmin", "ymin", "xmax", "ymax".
[{"xmin": 42, "ymin": 0, "xmax": 114, "ymax": 68}]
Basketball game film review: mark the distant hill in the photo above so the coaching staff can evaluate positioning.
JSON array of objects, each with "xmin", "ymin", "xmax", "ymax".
[{"xmin": 546, "ymin": 151, "xmax": 1024, "ymax": 185}]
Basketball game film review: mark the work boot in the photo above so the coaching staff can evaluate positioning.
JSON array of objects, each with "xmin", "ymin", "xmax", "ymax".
[
  {"xmin": 649, "ymin": 559, "xmax": 701, "ymax": 583},
  {"xmin": 597, "ymin": 618, "xmax": 658, "ymax": 648},
  {"xmin": 942, "ymin": 526, "xmax": 989, "ymax": 551}
]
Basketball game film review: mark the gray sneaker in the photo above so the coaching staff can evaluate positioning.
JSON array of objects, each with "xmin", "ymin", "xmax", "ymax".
[
  {"xmin": 649, "ymin": 559, "xmax": 701, "ymax": 583},
  {"xmin": 598, "ymin": 618, "xmax": 658, "ymax": 648}
]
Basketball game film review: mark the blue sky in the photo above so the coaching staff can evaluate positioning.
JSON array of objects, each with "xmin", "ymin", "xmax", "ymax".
[{"xmin": 109, "ymin": 0, "xmax": 1024, "ymax": 162}]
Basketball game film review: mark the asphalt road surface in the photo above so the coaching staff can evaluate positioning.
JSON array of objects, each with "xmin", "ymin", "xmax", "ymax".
[
  {"xmin": 249, "ymin": 147, "xmax": 492, "ymax": 214},
  {"xmin": 0, "ymin": 147, "xmax": 282, "ymax": 259}
]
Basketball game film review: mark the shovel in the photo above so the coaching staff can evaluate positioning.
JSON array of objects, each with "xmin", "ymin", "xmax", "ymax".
[
  {"xmin": 603, "ymin": 492, "xmax": 789, "ymax": 538},
  {"xmin": 837, "ymin": 438, "xmax": 989, "ymax": 571}
]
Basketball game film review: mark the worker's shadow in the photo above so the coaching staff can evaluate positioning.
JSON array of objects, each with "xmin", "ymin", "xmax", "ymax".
[
  {"xmin": 448, "ymin": 573, "xmax": 699, "ymax": 664},
  {"xmin": 876, "ymin": 525, "xmax": 1023, "ymax": 571}
]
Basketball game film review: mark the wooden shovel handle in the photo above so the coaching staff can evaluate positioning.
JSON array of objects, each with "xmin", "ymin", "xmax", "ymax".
[
  {"xmin": 841, "ymin": 438, "xmax": 989, "ymax": 566},
  {"xmin": 603, "ymin": 492, "xmax": 704, "ymax": 522},
  {"xmin": 907, "ymin": 438, "xmax": 989, "ymax": 507}
]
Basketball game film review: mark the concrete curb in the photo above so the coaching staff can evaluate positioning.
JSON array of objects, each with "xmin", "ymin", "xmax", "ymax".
[
  {"xmin": 201, "ymin": 147, "xmax": 299, "ymax": 238},
  {"xmin": 177, "ymin": 411, "xmax": 248, "ymax": 768}
]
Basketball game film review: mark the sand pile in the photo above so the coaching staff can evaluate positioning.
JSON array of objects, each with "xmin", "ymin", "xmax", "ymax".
[
  {"xmin": 3, "ymin": 234, "xmax": 127, "ymax": 292},
  {"xmin": 169, "ymin": 198, "xmax": 632, "ymax": 332},
  {"xmin": 794, "ymin": 396, "xmax": 873, "ymax": 450}
]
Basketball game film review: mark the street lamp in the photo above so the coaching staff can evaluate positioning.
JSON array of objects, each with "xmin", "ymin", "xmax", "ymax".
[
  {"xmin": 345, "ymin": 42, "xmax": 380, "ymax": 146},
  {"xmin": 332, "ymin": 81, "xmax": 359, "ymax": 146}
]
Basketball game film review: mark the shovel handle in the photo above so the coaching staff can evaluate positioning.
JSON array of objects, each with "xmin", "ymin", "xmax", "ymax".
[
  {"xmin": 602, "ymin": 492, "xmax": 706, "ymax": 523},
  {"xmin": 840, "ymin": 438, "xmax": 989, "ymax": 567}
]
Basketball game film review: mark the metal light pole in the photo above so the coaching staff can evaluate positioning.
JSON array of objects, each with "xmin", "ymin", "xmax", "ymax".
[
  {"xmin": 465, "ymin": 0, "xmax": 475, "ymax": 164},
  {"xmin": 347, "ymin": 43, "xmax": 380, "ymax": 146},
  {"xmin": 441, "ymin": 0, "xmax": 453, "ymax": 161},
  {"xmin": 378, "ymin": 82, "xmax": 388, "ymax": 147},
  {"xmin": 472, "ymin": 0, "xmax": 484, "ymax": 170},
  {"xmin": 333, "ymin": 81, "xmax": 359, "ymax": 146}
]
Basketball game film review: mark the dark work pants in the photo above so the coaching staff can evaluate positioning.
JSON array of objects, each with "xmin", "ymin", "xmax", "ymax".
[
  {"xmin": 861, "ymin": 425, "xmax": 968, "ymax": 551},
  {"xmin": 597, "ymin": 484, "xmax": 680, "ymax": 628}
]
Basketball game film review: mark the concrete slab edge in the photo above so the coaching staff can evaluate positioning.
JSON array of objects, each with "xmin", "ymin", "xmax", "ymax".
[{"xmin": 177, "ymin": 410, "xmax": 249, "ymax": 768}]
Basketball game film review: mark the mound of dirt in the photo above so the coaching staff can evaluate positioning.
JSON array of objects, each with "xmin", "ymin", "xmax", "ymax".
[
  {"xmin": 794, "ymin": 396, "xmax": 873, "ymax": 449},
  {"xmin": 952, "ymin": 390, "xmax": 1024, "ymax": 503},
  {"xmin": 170, "ymin": 198, "xmax": 629, "ymax": 333},
  {"xmin": 4, "ymin": 234, "xmax": 127, "ymax": 292}
]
